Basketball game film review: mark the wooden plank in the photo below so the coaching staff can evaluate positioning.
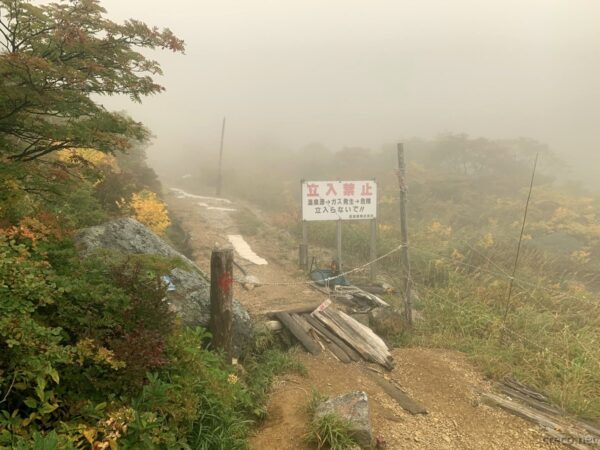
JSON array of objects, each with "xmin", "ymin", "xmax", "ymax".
[
  {"xmin": 498, "ymin": 382, "xmax": 600, "ymax": 443},
  {"xmin": 313, "ymin": 309, "xmax": 373, "ymax": 363},
  {"xmin": 292, "ymin": 314, "xmax": 347, "ymax": 360},
  {"xmin": 355, "ymin": 285, "xmax": 388, "ymax": 295},
  {"xmin": 481, "ymin": 393, "xmax": 596, "ymax": 450},
  {"xmin": 324, "ymin": 308, "xmax": 394, "ymax": 369},
  {"xmin": 503, "ymin": 378, "xmax": 549, "ymax": 403},
  {"xmin": 335, "ymin": 309, "xmax": 391, "ymax": 353},
  {"xmin": 290, "ymin": 313, "xmax": 312, "ymax": 334},
  {"xmin": 303, "ymin": 314, "xmax": 361, "ymax": 362},
  {"xmin": 336, "ymin": 285, "xmax": 390, "ymax": 307},
  {"xmin": 275, "ymin": 312, "xmax": 321, "ymax": 355},
  {"xmin": 374, "ymin": 376, "xmax": 427, "ymax": 415},
  {"xmin": 481, "ymin": 392, "xmax": 559, "ymax": 429},
  {"xmin": 324, "ymin": 310, "xmax": 382, "ymax": 359},
  {"xmin": 498, "ymin": 385, "xmax": 563, "ymax": 418},
  {"xmin": 267, "ymin": 303, "xmax": 322, "ymax": 318},
  {"xmin": 312, "ymin": 328, "xmax": 352, "ymax": 363},
  {"xmin": 315, "ymin": 307, "xmax": 393, "ymax": 369}
]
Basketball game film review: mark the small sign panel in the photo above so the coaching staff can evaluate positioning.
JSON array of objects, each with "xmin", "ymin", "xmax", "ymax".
[{"xmin": 301, "ymin": 180, "xmax": 377, "ymax": 221}]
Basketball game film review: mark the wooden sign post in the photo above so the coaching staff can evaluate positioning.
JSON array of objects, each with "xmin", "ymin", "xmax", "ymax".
[{"xmin": 210, "ymin": 246, "xmax": 234, "ymax": 360}]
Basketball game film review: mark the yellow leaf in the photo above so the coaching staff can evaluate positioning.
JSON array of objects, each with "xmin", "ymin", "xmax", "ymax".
[{"xmin": 83, "ymin": 428, "xmax": 97, "ymax": 444}]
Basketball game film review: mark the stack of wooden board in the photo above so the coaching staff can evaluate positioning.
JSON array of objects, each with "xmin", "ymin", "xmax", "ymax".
[{"xmin": 273, "ymin": 301, "xmax": 394, "ymax": 370}]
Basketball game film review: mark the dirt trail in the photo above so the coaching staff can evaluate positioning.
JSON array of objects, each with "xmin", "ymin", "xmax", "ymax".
[
  {"xmin": 165, "ymin": 187, "xmax": 563, "ymax": 450},
  {"xmin": 166, "ymin": 188, "xmax": 327, "ymax": 317}
]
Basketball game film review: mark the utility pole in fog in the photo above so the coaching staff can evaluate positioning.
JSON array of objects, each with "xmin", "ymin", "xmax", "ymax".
[{"xmin": 216, "ymin": 117, "xmax": 226, "ymax": 197}]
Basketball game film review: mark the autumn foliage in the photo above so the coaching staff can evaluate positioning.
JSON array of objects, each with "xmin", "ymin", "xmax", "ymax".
[{"xmin": 129, "ymin": 190, "xmax": 171, "ymax": 235}]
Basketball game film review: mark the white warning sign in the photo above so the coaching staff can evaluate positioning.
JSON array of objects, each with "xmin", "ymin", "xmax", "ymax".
[{"xmin": 301, "ymin": 180, "xmax": 377, "ymax": 221}]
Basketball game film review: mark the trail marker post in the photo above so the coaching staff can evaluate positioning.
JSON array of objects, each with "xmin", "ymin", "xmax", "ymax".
[{"xmin": 210, "ymin": 246, "xmax": 233, "ymax": 360}]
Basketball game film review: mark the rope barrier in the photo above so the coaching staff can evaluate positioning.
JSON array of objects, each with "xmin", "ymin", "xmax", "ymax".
[
  {"xmin": 410, "ymin": 244, "xmax": 600, "ymax": 307},
  {"xmin": 226, "ymin": 229, "xmax": 600, "ymax": 365},
  {"xmin": 233, "ymin": 243, "xmax": 406, "ymax": 287}
]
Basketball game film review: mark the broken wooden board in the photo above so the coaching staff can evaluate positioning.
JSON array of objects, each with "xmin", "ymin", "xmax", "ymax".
[
  {"xmin": 499, "ymin": 379, "xmax": 600, "ymax": 443},
  {"xmin": 306, "ymin": 324, "xmax": 352, "ymax": 363},
  {"xmin": 498, "ymin": 384, "xmax": 564, "ymax": 418},
  {"xmin": 481, "ymin": 392, "xmax": 598, "ymax": 450},
  {"xmin": 373, "ymin": 376, "xmax": 428, "ymax": 415},
  {"xmin": 313, "ymin": 306, "xmax": 394, "ymax": 369},
  {"xmin": 334, "ymin": 285, "xmax": 390, "ymax": 308},
  {"xmin": 267, "ymin": 303, "xmax": 323, "ymax": 318},
  {"xmin": 274, "ymin": 312, "xmax": 321, "ymax": 356},
  {"xmin": 273, "ymin": 300, "xmax": 393, "ymax": 369},
  {"xmin": 303, "ymin": 313, "xmax": 361, "ymax": 362}
]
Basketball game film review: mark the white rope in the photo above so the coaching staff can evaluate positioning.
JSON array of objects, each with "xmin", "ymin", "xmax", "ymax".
[{"xmin": 234, "ymin": 243, "xmax": 406, "ymax": 287}]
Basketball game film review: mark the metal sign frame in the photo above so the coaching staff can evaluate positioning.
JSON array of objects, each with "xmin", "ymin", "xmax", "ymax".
[{"xmin": 299, "ymin": 179, "xmax": 378, "ymax": 282}]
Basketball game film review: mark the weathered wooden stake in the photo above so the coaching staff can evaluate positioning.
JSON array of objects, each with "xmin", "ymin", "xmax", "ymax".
[
  {"xmin": 216, "ymin": 116, "xmax": 226, "ymax": 197},
  {"xmin": 210, "ymin": 246, "xmax": 234, "ymax": 359},
  {"xmin": 397, "ymin": 143, "xmax": 412, "ymax": 326}
]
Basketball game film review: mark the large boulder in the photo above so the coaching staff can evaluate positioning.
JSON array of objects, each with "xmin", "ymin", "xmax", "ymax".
[
  {"xmin": 315, "ymin": 391, "xmax": 372, "ymax": 448},
  {"xmin": 77, "ymin": 218, "xmax": 253, "ymax": 357}
]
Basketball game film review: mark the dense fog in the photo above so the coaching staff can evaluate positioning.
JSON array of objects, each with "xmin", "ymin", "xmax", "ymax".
[{"xmin": 97, "ymin": 0, "xmax": 600, "ymax": 188}]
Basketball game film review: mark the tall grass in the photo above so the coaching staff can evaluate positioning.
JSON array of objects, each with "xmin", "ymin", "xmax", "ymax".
[{"xmin": 405, "ymin": 270, "xmax": 600, "ymax": 421}]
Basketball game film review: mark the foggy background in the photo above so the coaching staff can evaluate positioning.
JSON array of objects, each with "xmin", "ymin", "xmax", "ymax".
[{"xmin": 97, "ymin": 0, "xmax": 600, "ymax": 188}]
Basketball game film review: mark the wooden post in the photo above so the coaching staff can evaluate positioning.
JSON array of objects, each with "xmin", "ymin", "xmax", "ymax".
[
  {"xmin": 216, "ymin": 116, "xmax": 226, "ymax": 197},
  {"xmin": 397, "ymin": 143, "xmax": 412, "ymax": 325},
  {"xmin": 337, "ymin": 219, "xmax": 343, "ymax": 271},
  {"xmin": 299, "ymin": 221, "xmax": 308, "ymax": 270},
  {"xmin": 210, "ymin": 246, "xmax": 233, "ymax": 359},
  {"xmin": 369, "ymin": 218, "xmax": 377, "ymax": 283}
]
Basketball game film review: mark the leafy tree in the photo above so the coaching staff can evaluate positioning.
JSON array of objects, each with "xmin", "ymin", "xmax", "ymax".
[{"xmin": 0, "ymin": 0, "xmax": 184, "ymax": 161}]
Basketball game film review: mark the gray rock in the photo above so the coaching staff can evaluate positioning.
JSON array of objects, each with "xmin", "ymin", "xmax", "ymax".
[
  {"xmin": 369, "ymin": 306, "xmax": 408, "ymax": 337},
  {"xmin": 77, "ymin": 218, "xmax": 253, "ymax": 357},
  {"xmin": 77, "ymin": 217, "xmax": 187, "ymax": 261},
  {"xmin": 315, "ymin": 391, "xmax": 372, "ymax": 448}
]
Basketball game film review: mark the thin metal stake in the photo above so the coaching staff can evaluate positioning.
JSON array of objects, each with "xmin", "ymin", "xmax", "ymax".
[{"xmin": 503, "ymin": 153, "xmax": 539, "ymax": 322}]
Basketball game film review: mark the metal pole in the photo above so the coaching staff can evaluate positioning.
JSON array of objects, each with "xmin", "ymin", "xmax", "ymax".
[
  {"xmin": 216, "ymin": 116, "xmax": 226, "ymax": 197},
  {"xmin": 370, "ymin": 218, "xmax": 377, "ymax": 283},
  {"xmin": 300, "ymin": 221, "xmax": 308, "ymax": 270},
  {"xmin": 299, "ymin": 180, "xmax": 308, "ymax": 270},
  {"xmin": 337, "ymin": 219, "xmax": 342, "ymax": 272},
  {"xmin": 397, "ymin": 143, "xmax": 412, "ymax": 325},
  {"xmin": 369, "ymin": 178, "xmax": 378, "ymax": 283},
  {"xmin": 503, "ymin": 152, "xmax": 539, "ymax": 322}
]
